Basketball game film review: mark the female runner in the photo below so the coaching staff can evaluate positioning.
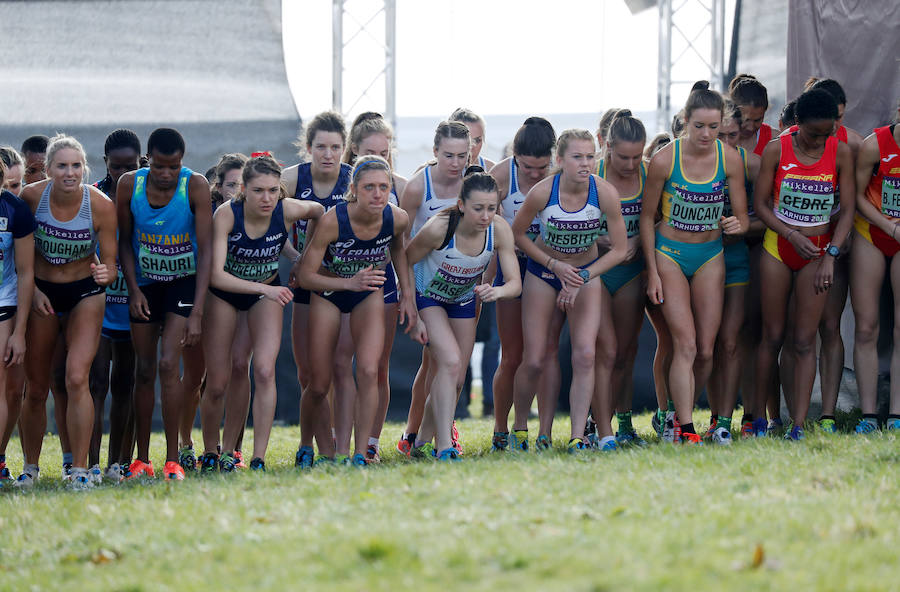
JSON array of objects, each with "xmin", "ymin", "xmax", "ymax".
[
  {"xmin": 295, "ymin": 155, "xmax": 416, "ymax": 466},
  {"xmin": 341, "ymin": 112, "xmax": 408, "ymax": 461},
  {"xmin": 489, "ymin": 117, "xmax": 560, "ymax": 451},
  {"xmin": 282, "ymin": 112, "xmax": 351, "ymax": 456},
  {"xmin": 753, "ymin": 89, "xmax": 854, "ymax": 441},
  {"xmin": 592, "ymin": 110, "xmax": 648, "ymax": 446},
  {"xmin": 407, "ymin": 168, "xmax": 520, "ymax": 460},
  {"xmin": 0, "ymin": 148, "xmax": 24, "ymax": 196},
  {"xmin": 450, "ymin": 108, "xmax": 494, "ymax": 171},
  {"xmin": 851, "ymin": 104, "xmax": 900, "ymax": 432},
  {"xmin": 87, "ymin": 129, "xmax": 141, "ymax": 481},
  {"xmin": 511, "ymin": 129, "xmax": 628, "ymax": 453},
  {"xmin": 641, "ymin": 82, "xmax": 749, "ymax": 445},
  {"xmin": 16, "ymin": 135, "xmax": 117, "ymax": 489},
  {"xmin": 729, "ymin": 74, "xmax": 773, "ymax": 156},
  {"xmin": 0, "ymin": 159, "xmax": 35, "ymax": 486},
  {"xmin": 705, "ymin": 100, "xmax": 761, "ymax": 442},
  {"xmin": 200, "ymin": 155, "xmax": 323, "ymax": 471},
  {"xmin": 397, "ymin": 121, "xmax": 470, "ymax": 454}
]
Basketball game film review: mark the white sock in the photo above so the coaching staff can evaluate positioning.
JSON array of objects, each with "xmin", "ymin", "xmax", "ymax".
[
  {"xmin": 600, "ymin": 436, "xmax": 616, "ymax": 447},
  {"xmin": 23, "ymin": 463, "xmax": 39, "ymax": 476},
  {"xmin": 367, "ymin": 437, "xmax": 379, "ymax": 448}
]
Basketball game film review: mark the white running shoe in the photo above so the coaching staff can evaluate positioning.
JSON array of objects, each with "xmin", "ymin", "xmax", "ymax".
[
  {"xmin": 62, "ymin": 464, "xmax": 73, "ymax": 481},
  {"xmin": 14, "ymin": 466, "xmax": 39, "ymax": 489},
  {"xmin": 68, "ymin": 469, "xmax": 93, "ymax": 491},
  {"xmin": 712, "ymin": 427, "xmax": 733, "ymax": 445},
  {"xmin": 662, "ymin": 411, "xmax": 677, "ymax": 443},
  {"xmin": 88, "ymin": 464, "xmax": 103, "ymax": 484},
  {"xmin": 105, "ymin": 463, "xmax": 123, "ymax": 483}
]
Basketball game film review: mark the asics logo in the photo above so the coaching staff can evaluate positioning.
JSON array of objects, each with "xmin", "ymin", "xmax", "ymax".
[
  {"xmin": 154, "ymin": 220, "xmax": 166, "ymax": 226},
  {"xmin": 883, "ymin": 154, "xmax": 898, "ymax": 163},
  {"xmin": 333, "ymin": 239, "xmax": 355, "ymax": 249},
  {"xmin": 300, "ymin": 188, "xmax": 313, "ymax": 199},
  {"xmin": 781, "ymin": 163, "xmax": 798, "ymax": 171},
  {"xmin": 176, "ymin": 300, "xmax": 192, "ymax": 308},
  {"xmin": 229, "ymin": 233, "xmax": 242, "ymax": 242}
]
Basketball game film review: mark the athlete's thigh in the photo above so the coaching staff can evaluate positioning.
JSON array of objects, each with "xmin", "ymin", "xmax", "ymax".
[
  {"xmin": 611, "ymin": 277, "xmax": 645, "ymax": 351},
  {"xmin": 307, "ymin": 295, "xmax": 342, "ymax": 379},
  {"xmin": 690, "ymin": 256, "xmax": 725, "ymax": 348},
  {"xmin": 757, "ymin": 249, "xmax": 793, "ymax": 334},
  {"xmin": 849, "ymin": 231, "xmax": 885, "ymax": 328},
  {"xmin": 202, "ymin": 295, "xmax": 238, "ymax": 382},
  {"xmin": 520, "ymin": 272, "xmax": 562, "ymax": 359},
  {"xmin": 247, "ymin": 298, "xmax": 284, "ymax": 364},
  {"xmin": 349, "ymin": 292, "xmax": 386, "ymax": 368},
  {"xmin": 792, "ymin": 262, "xmax": 828, "ymax": 340},
  {"xmin": 64, "ymin": 294, "xmax": 106, "ymax": 371},
  {"xmin": 448, "ymin": 315, "xmax": 479, "ymax": 384},
  {"xmin": 419, "ymin": 307, "xmax": 463, "ymax": 370},
  {"xmin": 656, "ymin": 251, "xmax": 695, "ymax": 342},
  {"xmin": 568, "ymin": 279, "xmax": 602, "ymax": 350}
]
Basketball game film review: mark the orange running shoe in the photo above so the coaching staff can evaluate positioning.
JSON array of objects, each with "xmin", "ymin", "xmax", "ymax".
[
  {"xmin": 681, "ymin": 432, "xmax": 703, "ymax": 445},
  {"xmin": 451, "ymin": 420, "xmax": 463, "ymax": 454},
  {"xmin": 125, "ymin": 459, "xmax": 155, "ymax": 480},
  {"xmin": 163, "ymin": 461, "xmax": 185, "ymax": 481},
  {"xmin": 234, "ymin": 450, "xmax": 248, "ymax": 469}
]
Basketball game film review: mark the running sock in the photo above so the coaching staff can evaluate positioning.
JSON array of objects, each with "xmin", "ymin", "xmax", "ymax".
[
  {"xmin": 717, "ymin": 415, "xmax": 733, "ymax": 433},
  {"xmin": 23, "ymin": 463, "xmax": 38, "ymax": 476},
  {"xmin": 680, "ymin": 423, "xmax": 696, "ymax": 435},
  {"xmin": 0, "ymin": 454, "xmax": 5, "ymax": 464},
  {"xmin": 62, "ymin": 452, "xmax": 73, "ymax": 465},
  {"xmin": 616, "ymin": 412, "xmax": 634, "ymax": 434},
  {"xmin": 741, "ymin": 414, "xmax": 753, "ymax": 424},
  {"xmin": 367, "ymin": 437, "xmax": 379, "ymax": 448},
  {"xmin": 820, "ymin": 415, "xmax": 835, "ymax": 421},
  {"xmin": 667, "ymin": 400, "xmax": 676, "ymax": 412},
  {"xmin": 656, "ymin": 409, "xmax": 665, "ymax": 426}
]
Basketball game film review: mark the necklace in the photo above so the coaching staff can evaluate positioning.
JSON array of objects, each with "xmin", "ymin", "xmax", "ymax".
[{"xmin": 794, "ymin": 137, "xmax": 823, "ymax": 161}]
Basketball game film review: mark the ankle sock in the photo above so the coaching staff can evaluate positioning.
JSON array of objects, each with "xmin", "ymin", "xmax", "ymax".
[
  {"xmin": 667, "ymin": 400, "xmax": 675, "ymax": 412},
  {"xmin": 717, "ymin": 415, "xmax": 733, "ymax": 433},
  {"xmin": 681, "ymin": 423, "xmax": 696, "ymax": 435},
  {"xmin": 367, "ymin": 437, "xmax": 379, "ymax": 448},
  {"xmin": 62, "ymin": 452, "xmax": 73, "ymax": 465},
  {"xmin": 616, "ymin": 412, "xmax": 633, "ymax": 433}
]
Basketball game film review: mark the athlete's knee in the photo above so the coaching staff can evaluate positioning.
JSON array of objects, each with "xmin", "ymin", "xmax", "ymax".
[
  {"xmin": 818, "ymin": 318, "xmax": 842, "ymax": 344},
  {"xmin": 792, "ymin": 334, "xmax": 816, "ymax": 358},
  {"xmin": 695, "ymin": 341, "xmax": 715, "ymax": 365},
  {"xmin": 355, "ymin": 362, "xmax": 379, "ymax": 387},
  {"xmin": 157, "ymin": 356, "xmax": 180, "ymax": 381},
  {"xmin": 671, "ymin": 334, "xmax": 698, "ymax": 361},
  {"xmin": 24, "ymin": 383, "xmax": 50, "ymax": 404},
  {"xmin": 231, "ymin": 353, "xmax": 250, "ymax": 377},
  {"xmin": 855, "ymin": 321, "xmax": 879, "ymax": 346},
  {"xmin": 253, "ymin": 361, "xmax": 277, "ymax": 386},
  {"xmin": 718, "ymin": 336, "xmax": 739, "ymax": 361},
  {"xmin": 134, "ymin": 358, "xmax": 157, "ymax": 385},
  {"xmin": 65, "ymin": 366, "xmax": 90, "ymax": 395},
  {"xmin": 570, "ymin": 344, "xmax": 596, "ymax": 373},
  {"xmin": 89, "ymin": 372, "xmax": 110, "ymax": 401},
  {"xmin": 303, "ymin": 382, "xmax": 329, "ymax": 403}
]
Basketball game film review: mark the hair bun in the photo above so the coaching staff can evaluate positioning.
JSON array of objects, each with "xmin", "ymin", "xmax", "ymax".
[
  {"xmin": 464, "ymin": 165, "xmax": 485, "ymax": 176},
  {"xmin": 691, "ymin": 80, "xmax": 710, "ymax": 92}
]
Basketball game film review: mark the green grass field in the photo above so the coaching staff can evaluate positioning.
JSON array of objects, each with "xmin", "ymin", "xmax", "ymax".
[{"xmin": 2, "ymin": 413, "xmax": 898, "ymax": 591}]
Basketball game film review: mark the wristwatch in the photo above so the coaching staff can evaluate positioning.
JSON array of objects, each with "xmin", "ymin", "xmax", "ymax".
[
  {"xmin": 824, "ymin": 244, "xmax": 840, "ymax": 258},
  {"xmin": 578, "ymin": 269, "xmax": 591, "ymax": 283}
]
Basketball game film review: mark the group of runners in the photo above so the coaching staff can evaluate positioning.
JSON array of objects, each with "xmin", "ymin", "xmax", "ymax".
[{"xmin": 0, "ymin": 72, "xmax": 898, "ymax": 490}]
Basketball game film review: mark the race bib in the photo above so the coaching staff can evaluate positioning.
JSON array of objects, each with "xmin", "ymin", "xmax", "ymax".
[
  {"xmin": 667, "ymin": 186, "xmax": 724, "ymax": 232},
  {"xmin": 881, "ymin": 176, "xmax": 900, "ymax": 218},
  {"xmin": 776, "ymin": 175, "xmax": 833, "ymax": 225},
  {"xmin": 138, "ymin": 238, "xmax": 195, "ymax": 282},
  {"xmin": 542, "ymin": 217, "xmax": 601, "ymax": 254}
]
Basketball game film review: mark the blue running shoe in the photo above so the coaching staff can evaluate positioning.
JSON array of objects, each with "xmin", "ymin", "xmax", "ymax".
[
  {"xmin": 295, "ymin": 446, "xmax": 315, "ymax": 469},
  {"xmin": 855, "ymin": 418, "xmax": 878, "ymax": 434},
  {"xmin": 599, "ymin": 436, "xmax": 618, "ymax": 451},
  {"xmin": 351, "ymin": 453, "xmax": 367, "ymax": 467},
  {"xmin": 249, "ymin": 457, "xmax": 266, "ymax": 471},
  {"xmin": 199, "ymin": 452, "xmax": 219, "ymax": 474},
  {"xmin": 437, "ymin": 448, "xmax": 461, "ymax": 462},
  {"xmin": 491, "ymin": 432, "xmax": 509, "ymax": 452},
  {"xmin": 887, "ymin": 419, "xmax": 900, "ymax": 431},
  {"xmin": 567, "ymin": 437, "xmax": 587, "ymax": 455},
  {"xmin": 509, "ymin": 430, "xmax": 529, "ymax": 452},
  {"xmin": 784, "ymin": 425, "xmax": 804, "ymax": 441},
  {"xmin": 818, "ymin": 418, "xmax": 836, "ymax": 434},
  {"xmin": 534, "ymin": 434, "xmax": 551, "ymax": 451},
  {"xmin": 752, "ymin": 417, "xmax": 768, "ymax": 438}
]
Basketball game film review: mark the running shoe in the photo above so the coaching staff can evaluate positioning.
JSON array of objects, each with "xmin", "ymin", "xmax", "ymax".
[
  {"xmin": 335, "ymin": 454, "xmax": 350, "ymax": 466},
  {"xmin": 396, "ymin": 433, "xmax": 415, "ymax": 457},
  {"xmin": 451, "ymin": 420, "xmax": 462, "ymax": 454},
  {"xmin": 68, "ymin": 470, "xmax": 93, "ymax": 491},
  {"xmin": 0, "ymin": 462, "xmax": 11, "ymax": 484},
  {"xmin": 163, "ymin": 461, "xmax": 185, "ymax": 481},
  {"xmin": 784, "ymin": 425, "xmax": 804, "ymax": 441},
  {"xmin": 509, "ymin": 430, "xmax": 529, "ymax": 452},
  {"xmin": 178, "ymin": 446, "xmax": 197, "ymax": 473},
  {"xmin": 62, "ymin": 462, "xmax": 73, "ymax": 481},
  {"xmin": 249, "ymin": 457, "xmax": 266, "ymax": 471},
  {"xmin": 711, "ymin": 427, "xmax": 732, "ymax": 445},
  {"xmin": 105, "ymin": 463, "xmax": 124, "ymax": 483},
  {"xmin": 437, "ymin": 448, "xmax": 461, "ymax": 462},
  {"xmin": 350, "ymin": 453, "xmax": 368, "ymax": 467},
  {"xmin": 567, "ymin": 437, "xmax": 587, "ymax": 455},
  {"xmin": 584, "ymin": 417, "xmax": 597, "ymax": 440},
  {"xmin": 365, "ymin": 445, "xmax": 381, "ymax": 463},
  {"xmin": 199, "ymin": 453, "xmax": 219, "ymax": 474},
  {"xmin": 490, "ymin": 432, "xmax": 509, "ymax": 452},
  {"xmin": 88, "ymin": 464, "xmax": 103, "ymax": 485},
  {"xmin": 120, "ymin": 462, "xmax": 133, "ymax": 480},
  {"xmin": 125, "ymin": 459, "xmax": 154, "ymax": 480},
  {"xmin": 768, "ymin": 417, "xmax": 785, "ymax": 435},
  {"xmin": 651, "ymin": 410, "xmax": 662, "ymax": 436},
  {"xmin": 818, "ymin": 418, "xmax": 837, "ymax": 434},
  {"xmin": 598, "ymin": 436, "xmax": 618, "ymax": 451},
  {"xmin": 681, "ymin": 432, "xmax": 703, "ymax": 445},
  {"xmin": 233, "ymin": 450, "xmax": 248, "ymax": 469},
  {"xmin": 534, "ymin": 434, "xmax": 551, "ymax": 452},
  {"xmin": 615, "ymin": 431, "xmax": 646, "ymax": 447},
  {"xmin": 13, "ymin": 468, "xmax": 37, "ymax": 489},
  {"xmin": 314, "ymin": 455, "xmax": 336, "ymax": 467},
  {"xmin": 410, "ymin": 442, "xmax": 435, "ymax": 460},
  {"xmin": 219, "ymin": 453, "xmax": 238, "ymax": 473},
  {"xmin": 662, "ymin": 411, "xmax": 680, "ymax": 443},
  {"xmin": 752, "ymin": 417, "xmax": 768, "ymax": 438},
  {"xmin": 586, "ymin": 432, "xmax": 600, "ymax": 449},
  {"xmin": 295, "ymin": 446, "xmax": 315, "ymax": 469},
  {"xmin": 887, "ymin": 419, "xmax": 900, "ymax": 431},
  {"xmin": 703, "ymin": 423, "xmax": 716, "ymax": 441},
  {"xmin": 855, "ymin": 418, "xmax": 879, "ymax": 434},
  {"xmin": 741, "ymin": 420, "xmax": 754, "ymax": 438}
]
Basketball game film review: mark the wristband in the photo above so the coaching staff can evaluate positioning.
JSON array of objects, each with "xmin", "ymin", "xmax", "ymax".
[{"xmin": 786, "ymin": 229, "xmax": 797, "ymax": 241}]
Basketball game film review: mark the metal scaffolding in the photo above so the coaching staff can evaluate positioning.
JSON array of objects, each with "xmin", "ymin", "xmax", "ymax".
[
  {"xmin": 331, "ymin": 0, "xmax": 397, "ymax": 132},
  {"xmin": 656, "ymin": 0, "xmax": 727, "ymax": 128}
]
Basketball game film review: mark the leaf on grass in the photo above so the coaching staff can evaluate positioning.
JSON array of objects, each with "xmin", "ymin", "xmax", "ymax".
[
  {"xmin": 751, "ymin": 544, "xmax": 764, "ymax": 568},
  {"xmin": 91, "ymin": 548, "xmax": 121, "ymax": 564},
  {"xmin": 609, "ymin": 506, "xmax": 626, "ymax": 517}
]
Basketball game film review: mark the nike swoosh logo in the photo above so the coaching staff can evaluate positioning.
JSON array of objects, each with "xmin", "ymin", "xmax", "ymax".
[
  {"xmin": 512, "ymin": 199, "xmax": 524, "ymax": 206},
  {"xmin": 446, "ymin": 255, "xmax": 460, "ymax": 259},
  {"xmin": 176, "ymin": 301, "xmax": 193, "ymax": 308},
  {"xmin": 80, "ymin": 291, "xmax": 97, "ymax": 299},
  {"xmin": 322, "ymin": 291, "xmax": 334, "ymax": 297},
  {"xmin": 428, "ymin": 205, "xmax": 443, "ymax": 212}
]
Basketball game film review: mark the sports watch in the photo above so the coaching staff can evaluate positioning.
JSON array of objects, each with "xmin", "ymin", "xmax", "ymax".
[
  {"xmin": 578, "ymin": 269, "xmax": 591, "ymax": 283},
  {"xmin": 824, "ymin": 244, "xmax": 840, "ymax": 258}
]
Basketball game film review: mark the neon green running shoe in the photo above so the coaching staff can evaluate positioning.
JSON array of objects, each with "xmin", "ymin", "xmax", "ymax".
[
  {"xmin": 411, "ymin": 442, "xmax": 435, "ymax": 459},
  {"xmin": 509, "ymin": 430, "xmax": 529, "ymax": 452},
  {"xmin": 818, "ymin": 418, "xmax": 837, "ymax": 434}
]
